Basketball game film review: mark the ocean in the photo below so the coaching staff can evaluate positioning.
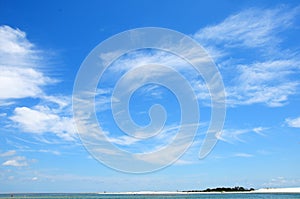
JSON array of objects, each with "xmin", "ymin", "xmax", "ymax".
[{"xmin": 0, "ymin": 193, "xmax": 300, "ymax": 199}]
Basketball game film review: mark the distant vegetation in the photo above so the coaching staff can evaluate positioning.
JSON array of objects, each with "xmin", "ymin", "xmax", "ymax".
[{"xmin": 183, "ymin": 186, "xmax": 255, "ymax": 192}]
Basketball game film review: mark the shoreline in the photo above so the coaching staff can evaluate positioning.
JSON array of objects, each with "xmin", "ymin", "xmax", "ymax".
[
  {"xmin": 100, "ymin": 187, "xmax": 300, "ymax": 194},
  {"xmin": 1, "ymin": 188, "xmax": 300, "ymax": 195},
  {"xmin": 252, "ymin": 187, "xmax": 300, "ymax": 193}
]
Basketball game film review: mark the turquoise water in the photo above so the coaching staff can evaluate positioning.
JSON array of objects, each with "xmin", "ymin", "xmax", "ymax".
[{"xmin": 0, "ymin": 193, "xmax": 300, "ymax": 199}]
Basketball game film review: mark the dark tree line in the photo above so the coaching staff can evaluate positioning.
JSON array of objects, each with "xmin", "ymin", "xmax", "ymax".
[{"xmin": 183, "ymin": 186, "xmax": 255, "ymax": 192}]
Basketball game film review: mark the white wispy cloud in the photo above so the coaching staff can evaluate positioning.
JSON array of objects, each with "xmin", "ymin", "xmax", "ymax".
[
  {"xmin": 9, "ymin": 149, "xmax": 62, "ymax": 156},
  {"xmin": 95, "ymin": 39, "xmax": 225, "ymax": 121},
  {"xmin": 37, "ymin": 149, "xmax": 61, "ymax": 156},
  {"xmin": 195, "ymin": 6, "xmax": 299, "ymax": 50},
  {"xmin": 285, "ymin": 117, "xmax": 300, "ymax": 128},
  {"xmin": 95, "ymin": 88, "xmax": 113, "ymax": 112},
  {"xmin": 0, "ymin": 67, "xmax": 54, "ymax": 100},
  {"xmin": 0, "ymin": 25, "xmax": 34, "ymax": 60},
  {"xmin": 10, "ymin": 105, "xmax": 76, "ymax": 141},
  {"xmin": 106, "ymin": 134, "xmax": 139, "ymax": 146},
  {"xmin": 194, "ymin": 6, "xmax": 300, "ymax": 107},
  {"xmin": 233, "ymin": 153, "xmax": 254, "ymax": 158},
  {"xmin": 0, "ymin": 25, "xmax": 77, "ymax": 143},
  {"xmin": 217, "ymin": 127, "xmax": 266, "ymax": 143},
  {"xmin": 0, "ymin": 150, "xmax": 16, "ymax": 157},
  {"xmin": 227, "ymin": 60, "xmax": 300, "ymax": 107},
  {"xmin": 0, "ymin": 113, "xmax": 7, "ymax": 117},
  {"xmin": 100, "ymin": 49, "xmax": 205, "ymax": 96},
  {"xmin": 31, "ymin": 177, "xmax": 38, "ymax": 181},
  {"xmin": 138, "ymin": 84, "xmax": 164, "ymax": 99},
  {"xmin": 210, "ymin": 152, "xmax": 255, "ymax": 159},
  {"xmin": 0, "ymin": 25, "xmax": 56, "ymax": 103},
  {"xmin": 97, "ymin": 6, "xmax": 300, "ymax": 110},
  {"xmin": 2, "ymin": 156, "xmax": 30, "ymax": 167},
  {"xmin": 101, "ymin": 124, "xmax": 180, "ymax": 151},
  {"xmin": 252, "ymin": 127, "xmax": 267, "ymax": 135},
  {"xmin": 103, "ymin": 50, "xmax": 188, "ymax": 74}
]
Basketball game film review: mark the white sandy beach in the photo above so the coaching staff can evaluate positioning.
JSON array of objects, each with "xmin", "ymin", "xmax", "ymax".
[
  {"xmin": 253, "ymin": 187, "xmax": 300, "ymax": 193},
  {"xmin": 100, "ymin": 187, "xmax": 300, "ymax": 194}
]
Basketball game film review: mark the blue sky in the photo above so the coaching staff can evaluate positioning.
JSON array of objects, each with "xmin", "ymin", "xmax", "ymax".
[{"xmin": 1, "ymin": 0, "xmax": 300, "ymax": 193}]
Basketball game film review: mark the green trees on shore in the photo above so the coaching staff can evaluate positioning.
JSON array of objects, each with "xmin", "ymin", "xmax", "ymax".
[{"xmin": 184, "ymin": 186, "xmax": 255, "ymax": 192}]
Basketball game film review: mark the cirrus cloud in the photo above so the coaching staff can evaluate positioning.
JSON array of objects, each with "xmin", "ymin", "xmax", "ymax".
[
  {"xmin": 285, "ymin": 117, "xmax": 300, "ymax": 128},
  {"xmin": 194, "ymin": 6, "xmax": 300, "ymax": 107},
  {"xmin": 2, "ymin": 156, "xmax": 29, "ymax": 167}
]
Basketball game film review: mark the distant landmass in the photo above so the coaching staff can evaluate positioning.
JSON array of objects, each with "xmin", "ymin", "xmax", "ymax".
[{"xmin": 183, "ymin": 186, "xmax": 255, "ymax": 193}]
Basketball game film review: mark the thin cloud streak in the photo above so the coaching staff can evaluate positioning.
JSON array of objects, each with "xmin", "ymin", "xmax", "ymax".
[
  {"xmin": 2, "ymin": 156, "xmax": 31, "ymax": 167},
  {"xmin": 195, "ymin": 6, "xmax": 299, "ymax": 49},
  {"xmin": 285, "ymin": 117, "xmax": 300, "ymax": 128},
  {"xmin": 194, "ymin": 6, "xmax": 300, "ymax": 107},
  {"xmin": 217, "ymin": 127, "xmax": 267, "ymax": 144}
]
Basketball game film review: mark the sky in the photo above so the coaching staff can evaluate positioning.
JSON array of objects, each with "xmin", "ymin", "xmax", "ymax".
[{"xmin": 0, "ymin": 0, "xmax": 300, "ymax": 193}]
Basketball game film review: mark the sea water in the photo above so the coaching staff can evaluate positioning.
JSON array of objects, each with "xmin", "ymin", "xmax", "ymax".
[{"xmin": 0, "ymin": 193, "xmax": 300, "ymax": 199}]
